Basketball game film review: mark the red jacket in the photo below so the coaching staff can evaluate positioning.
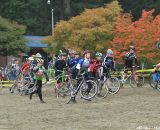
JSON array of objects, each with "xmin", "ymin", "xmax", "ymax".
[
  {"xmin": 20, "ymin": 61, "xmax": 30, "ymax": 73},
  {"xmin": 90, "ymin": 59, "xmax": 102, "ymax": 73}
]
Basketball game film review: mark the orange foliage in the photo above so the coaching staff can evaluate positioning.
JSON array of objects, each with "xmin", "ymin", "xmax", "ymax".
[{"xmin": 113, "ymin": 10, "xmax": 160, "ymax": 63}]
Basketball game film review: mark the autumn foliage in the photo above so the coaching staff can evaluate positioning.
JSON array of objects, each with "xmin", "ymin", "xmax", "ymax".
[
  {"xmin": 44, "ymin": 1, "xmax": 122, "ymax": 53},
  {"xmin": 44, "ymin": 1, "xmax": 160, "ymax": 64},
  {"xmin": 113, "ymin": 10, "xmax": 160, "ymax": 63}
]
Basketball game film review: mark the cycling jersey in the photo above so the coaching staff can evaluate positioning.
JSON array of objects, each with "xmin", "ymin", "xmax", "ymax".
[
  {"xmin": 124, "ymin": 52, "xmax": 138, "ymax": 68},
  {"xmin": 76, "ymin": 58, "xmax": 90, "ymax": 70},
  {"xmin": 103, "ymin": 55, "xmax": 115, "ymax": 70},
  {"xmin": 33, "ymin": 66, "xmax": 48, "ymax": 81},
  {"xmin": 20, "ymin": 61, "xmax": 30, "ymax": 74},
  {"xmin": 68, "ymin": 58, "xmax": 79, "ymax": 68},
  {"xmin": 55, "ymin": 59, "xmax": 66, "ymax": 71}
]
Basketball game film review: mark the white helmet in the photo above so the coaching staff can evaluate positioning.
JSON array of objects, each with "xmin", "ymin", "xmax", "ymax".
[
  {"xmin": 107, "ymin": 49, "xmax": 113, "ymax": 55},
  {"xmin": 35, "ymin": 53, "xmax": 42, "ymax": 58},
  {"xmin": 28, "ymin": 57, "xmax": 34, "ymax": 61}
]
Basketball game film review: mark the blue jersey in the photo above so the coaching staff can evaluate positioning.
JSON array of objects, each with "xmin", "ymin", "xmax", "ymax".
[
  {"xmin": 68, "ymin": 58, "xmax": 79, "ymax": 68},
  {"xmin": 76, "ymin": 58, "xmax": 90, "ymax": 70},
  {"xmin": 103, "ymin": 56, "xmax": 115, "ymax": 70}
]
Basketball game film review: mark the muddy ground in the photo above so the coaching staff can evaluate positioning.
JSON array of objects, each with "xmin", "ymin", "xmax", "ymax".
[{"xmin": 0, "ymin": 84, "xmax": 160, "ymax": 130}]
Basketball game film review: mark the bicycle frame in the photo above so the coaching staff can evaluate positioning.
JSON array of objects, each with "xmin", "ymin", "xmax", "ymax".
[{"xmin": 120, "ymin": 71, "xmax": 133, "ymax": 84}]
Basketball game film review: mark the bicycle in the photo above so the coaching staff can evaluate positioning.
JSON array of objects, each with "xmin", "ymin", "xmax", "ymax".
[
  {"xmin": 119, "ymin": 66, "xmax": 145, "ymax": 87},
  {"xmin": 94, "ymin": 69, "xmax": 120, "ymax": 99},
  {"xmin": 149, "ymin": 65, "xmax": 160, "ymax": 91},
  {"xmin": 67, "ymin": 72, "xmax": 98, "ymax": 104},
  {"xmin": 54, "ymin": 69, "xmax": 72, "ymax": 98}
]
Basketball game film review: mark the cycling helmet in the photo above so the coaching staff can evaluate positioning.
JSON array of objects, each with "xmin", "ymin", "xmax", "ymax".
[
  {"xmin": 95, "ymin": 52, "xmax": 103, "ymax": 57},
  {"xmin": 31, "ymin": 55, "xmax": 36, "ymax": 58},
  {"xmin": 83, "ymin": 50, "xmax": 90, "ymax": 56},
  {"xmin": 129, "ymin": 45, "xmax": 135, "ymax": 50},
  {"xmin": 28, "ymin": 57, "xmax": 34, "ymax": 61},
  {"xmin": 59, "ymin": 50, "xmax": 63, "ymax": 54},
  {"xmin": 35, "ymin": 53, "xmax": 42, "ymax": 58},
  {"xmin": 107, "ymin": 49, "xmax": 113, "ymax": 55}
]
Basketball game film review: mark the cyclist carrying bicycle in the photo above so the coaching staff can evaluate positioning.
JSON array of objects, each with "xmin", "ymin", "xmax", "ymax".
[
  {"xmin": 29, "ymin": 59, "xmax": 49, "ymax": 103},
  {"xmin": 124, "ymin": 45, "xmax": 140, "ymax": 87}
]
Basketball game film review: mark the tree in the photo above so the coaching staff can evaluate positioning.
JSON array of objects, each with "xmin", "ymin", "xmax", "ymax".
[
  {"xmin": 113, "ymin": 10, "xmax": 160, "ymax": 64},
  {"xmin": 44, "ymin": 1, "xmax": 122, "ymax": 54},
  {"xmin": 118, "ymin": 0, "xmax": 160, "ymax": 20},
  {"xmin": 0, "ymin": 16, "xmax": 27, "ymax": 56}
]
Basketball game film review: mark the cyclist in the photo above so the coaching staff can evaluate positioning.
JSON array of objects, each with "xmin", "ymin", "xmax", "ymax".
[
  {"xmin": 102, "ymin": 49, "xmax": 116, "ymax": 93},
  {"xmin": 70, "ymin": 50, "xmax": 91, "ymax": 103},
  {"xmin": 54, "ymin": 52, "xmax": 67, "ymax": 94},
  {"xmin": 124, "ymin": 45, "xmax": 140, "ymax": 87},
  {"xmin": 103, "ymin": 49, "xmax": 116, "ymax": 77},
  {"xmin": 29, "ymin": 59, "xmax": 49, "ymax": 103},
  {"xmin": 68, "ymin": 51, "xmax": 80, "ymax": 76},
  {"xmin": 90, "ymin": 52, "xmax": 103, "ymax": 78},
  {"xmin": 68, "ymin": 50, "xmax": 76, "ymax": 69}
]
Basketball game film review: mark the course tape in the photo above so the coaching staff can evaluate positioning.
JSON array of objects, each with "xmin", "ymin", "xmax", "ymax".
[{"xmin": 0, "ymin": 69, "xmax": 159, "ymax": 87}]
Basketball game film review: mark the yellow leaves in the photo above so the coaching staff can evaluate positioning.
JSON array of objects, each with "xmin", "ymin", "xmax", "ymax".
[{"xmin": 44, "ymin": 1, "xmax": 122, "ymax": 54}]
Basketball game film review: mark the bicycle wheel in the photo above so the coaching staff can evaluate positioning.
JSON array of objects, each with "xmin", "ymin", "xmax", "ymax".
[
  {"xmin": 107, "ymin": 77, "xmax": 120, "ymax": 94},
  {"xmin": 156, "ymin": 81, "xmax": 160, "ymax": 92},
  {"xmin": 56, "ymin": 76, "xmax": 71, "ymax": 96},
  {"xmin": 80, "ymin": 79, "xmax": 98, "ymax": 100},
  {"xmin": 149, "ymin": 73, "xmax": 157, "ymax": 89},
  {"xmin": 95, "ymin": 80, "xmax": 109, "ymax": 99},
  {"xmin": 129, "ymin": 74, "xmax": 145, "ymax": 87},
  {"xmin": 138, "ymin": 74, "xmax": 145, "ymax": 87}
]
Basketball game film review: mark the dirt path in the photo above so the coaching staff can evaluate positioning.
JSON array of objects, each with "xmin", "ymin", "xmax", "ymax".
[{"xmin": 0, "ymin": 85, "xmax": 160, "ymax": 130}]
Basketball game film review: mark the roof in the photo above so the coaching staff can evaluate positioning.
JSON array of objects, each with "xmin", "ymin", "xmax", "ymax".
[{"xmin": 25, "ymin": 36, "xmax": 48, "ymax": 48}]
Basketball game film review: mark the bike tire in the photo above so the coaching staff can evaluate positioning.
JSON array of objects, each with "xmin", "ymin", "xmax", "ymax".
[
  {"xmin": 107, "ymin": 77, "xmax": 120, "ymax": 94},
  {"xmin": 95, "ymin": 80, "xmax": 109, "ymax": 99},
  {"xmin": 149, "ymin": 73, "xmax": 157, "ymax": 89},
  {"xmin": 80, "ymin": 79, "xmax": 98, "ymax": 100},
  {"xmin": 56, "ymin": 76, "xmax": 71, "ymax": 96},
  {"xmin": 156, "ymin": 82, "xmax": 160, "ymax": 92}
]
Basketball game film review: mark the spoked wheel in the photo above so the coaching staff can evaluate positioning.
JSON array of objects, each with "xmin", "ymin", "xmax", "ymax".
[
  {"xmin": 156, "ymin": 82, "xmax": 160, "ymax": 92},
  {"xmin": 138, "ymin": 73, "xmax": 145, "ymax": 87},
  {"xmin": 56, "ymin": 76, "xmax": 71, "ymax": 97},
  {"xmin": 149, "ymin": 73, "xmax": 157, "ymax": 89},
  {"xmin": 129, "ymin": 74, "xmax": 144, "ymax": 88},
  {"xmin": 107, "ymin": 77, "xmax": 120, "ymax": 94},
  {"xmin": 10, "ymin": 73, "xmax": 24, "ymax": 93},
  {"xmin": 80, "ymin": 80, "xmax": 98, "ymax": 100},
  {"xmin": 95, "ymin": 80, "xmax": 109, "ymax": 99}
]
